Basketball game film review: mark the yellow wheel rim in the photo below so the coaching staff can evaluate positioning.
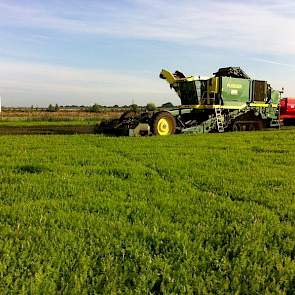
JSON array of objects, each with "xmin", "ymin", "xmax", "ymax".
[{"xmin": 157, "ymin": 118, "xmax": 173, "ymax": 136}]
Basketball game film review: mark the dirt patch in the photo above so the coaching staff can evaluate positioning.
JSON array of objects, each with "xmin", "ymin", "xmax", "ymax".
[
  {"xmin": 0, "ymin": 125, "xmax": 97, "ymax": 135},
  {"xmin": 0, "ymin": 110, "xmax": 122, "ymax": 120}
]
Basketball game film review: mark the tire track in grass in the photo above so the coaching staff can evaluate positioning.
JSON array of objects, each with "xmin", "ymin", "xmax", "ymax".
[
  {"xmin": 101, "ymin": 147, "xmax": 173, "ymax": 186},
  {"xmin": 89, "ymin": 136, "xmax": 293, "ymax": 226},
  {"xmin": 191, "ymin": 179, "xmax": 293, "ymax": 225},
  {"xmin": 104, "ymin": 143, "xmax": 184, "ymax": 186}
]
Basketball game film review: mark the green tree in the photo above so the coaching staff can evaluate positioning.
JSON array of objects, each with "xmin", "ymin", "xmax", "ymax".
[
  {"xmin": 47, "ymin": 104, "xmax": 55, "ymax": 112},
  {"xmin": 89, "ymin": 103, "xmax": 102, "ymax": 112},
  {"xmin": 129, "ymin": 104, "xmax": 138, "ymax": 112},
  {"xmin": 146, "ymin": 102, "xmax": 157, "ymax": 111},
  {"xmin": 161, "ymin": 102, "xmax": 174, "ymax": 109}
]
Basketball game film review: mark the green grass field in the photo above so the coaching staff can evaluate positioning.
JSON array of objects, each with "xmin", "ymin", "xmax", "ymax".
[{"xmin": 1, "ymin": 131, "xmax": 295, "ymax": 294}]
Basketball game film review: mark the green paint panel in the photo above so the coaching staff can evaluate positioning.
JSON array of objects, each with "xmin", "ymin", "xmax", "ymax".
[
  {"xmin": 221, "ymin": 77, "xmax": 250, "ymax": 106},
  {"xmin": 271, "ymin": 90, "xmax": 280, "ymax": 104}
]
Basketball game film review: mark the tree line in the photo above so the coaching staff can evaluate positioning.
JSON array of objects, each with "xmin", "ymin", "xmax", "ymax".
[{"xmin": 46, "ymin": 102, "xmax": 175, "ymax": 112}]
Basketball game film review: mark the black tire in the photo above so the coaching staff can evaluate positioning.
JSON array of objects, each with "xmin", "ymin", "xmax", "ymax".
[
  {"xmin": 255, "ymin": 120, "xmax": 264, "ymax": 130},
  {"xmin": 232, "ymin": 123, "xmax": 240, "ymax": 132},
  {"xmin": 151, "ymin": 111, "xmax": 176, "ymax": 136},
  {"xmin": 248, "ymin": 123, "xmax": 255, "ymax": 131}
]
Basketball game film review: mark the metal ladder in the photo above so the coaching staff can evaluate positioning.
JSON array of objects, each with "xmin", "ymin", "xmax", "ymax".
[
  {"xmin": 215, "ymin": 108, "xmax": 225, "ymax": 133},
  {"xmin": 270, "ymin": 119, "xmax": 280, "ymax": 128}
]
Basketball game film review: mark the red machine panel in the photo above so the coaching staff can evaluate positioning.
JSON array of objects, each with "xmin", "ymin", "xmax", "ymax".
[{"xmin": 280, "ymin": 98, "xmax": 295, "ymax": 123}]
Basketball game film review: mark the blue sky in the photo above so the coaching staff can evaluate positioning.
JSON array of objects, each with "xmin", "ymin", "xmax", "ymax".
[{"xmin": 1, "ymin": 0, "xmax": 295, "ymax": 107}]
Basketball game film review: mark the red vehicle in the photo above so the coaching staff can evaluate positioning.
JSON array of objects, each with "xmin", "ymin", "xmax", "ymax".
[{"xmin": 280, "ymin": 98, "xmax": 295, "ymax": 125}]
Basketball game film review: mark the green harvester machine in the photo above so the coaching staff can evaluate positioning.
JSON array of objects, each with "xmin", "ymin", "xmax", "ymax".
[{"xmin": 99, "ymin": 67, "xmax": 281, "ymax": 136}]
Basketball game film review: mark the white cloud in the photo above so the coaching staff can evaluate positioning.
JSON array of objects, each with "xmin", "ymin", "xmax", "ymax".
[
  {"xmin": 250, "ymin": 57, "xmax": 295, "ymax": 68},
  {"xmin": 1, "ymin": 0, "xmax": 295, "ymax": 54},
  {"xmin": 0, "ymin": 60, "xmax": 177, "ymax": 106},
  {"xmin": 1, "ymin": 1, "xmax": 295, "ymax": 106}
]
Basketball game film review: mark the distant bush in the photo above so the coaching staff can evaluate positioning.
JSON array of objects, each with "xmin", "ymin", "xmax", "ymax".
[
  {"xmin": 47, "ymin": 104, "xmax": 59, "ymax": 112},
  {"xmin": 129, "ymin": 104, "xmax": 138, "ymax": 112},
  {"xmin": 47, "ymin": 104, "xmax": 53, "ymax": 112},
  {"xmin": 146, "ymin": 102, "xmax": 157, "ymax": 111},
  {"xmin": 161, "ymin": 102, "xmax": 174, "ymax": 109},
  {"xmin": 88, "ymin": 104, "xmax": 103, "ymax": 113}
]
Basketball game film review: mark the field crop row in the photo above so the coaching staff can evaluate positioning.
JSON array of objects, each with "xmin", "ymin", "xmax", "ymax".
[
  {"xmin": 0, "ymin": 131, "xmax": 295, "ymax": 293},
  {"xmin": 0, "ymin": 120, "xmax": 98, "ymax": 127},
  {"xmin": 0, "ymin": 110, "xmax": 121, "ymax": 127}
]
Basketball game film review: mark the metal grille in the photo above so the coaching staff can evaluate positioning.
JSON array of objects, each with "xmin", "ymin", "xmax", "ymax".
[{"xmin": 253, "ymin": 80, "xmax": 267, "ymax": 102}]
